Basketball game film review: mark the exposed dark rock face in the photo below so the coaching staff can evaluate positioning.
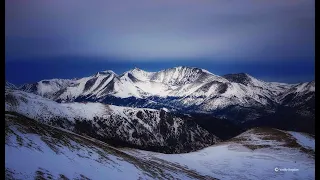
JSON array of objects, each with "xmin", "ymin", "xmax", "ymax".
[
  {"xmin": 83, "ymin": 77, "xmax": 98, "ymax": 92},
  {"xmin": 223, "ymin": 73, "xmax": 252, "ymax": 85}
]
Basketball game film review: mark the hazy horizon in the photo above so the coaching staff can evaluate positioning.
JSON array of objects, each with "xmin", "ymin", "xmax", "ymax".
[{"xmin": 5, "ymin": 0, "xmax": 315, "ymax": 85}]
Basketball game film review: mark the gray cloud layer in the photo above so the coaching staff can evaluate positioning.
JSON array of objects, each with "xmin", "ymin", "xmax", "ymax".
[{"xmin": 5, "ymin": 0, "xmax": 314, "ymax": 61}]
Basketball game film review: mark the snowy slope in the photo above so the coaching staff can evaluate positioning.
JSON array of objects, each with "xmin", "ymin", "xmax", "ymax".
[
  {"xmin": 5, "ymin": 113, "xmax": 215, "ymax": 180},
  {"xmin": 125, "ymin": 127, "xmax": 315, "ymax": 180},
  {"xmin": 5, "ymin": 89, "xmax": 220, "ymax": 153}
]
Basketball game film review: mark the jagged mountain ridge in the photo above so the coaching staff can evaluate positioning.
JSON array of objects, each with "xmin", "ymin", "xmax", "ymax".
[
  {"xmin": 5, "ymin": 88, "xmax": 220, "ymax": 153},
  {"xmin": 16, "ymin": 66, "xmax": 314, "ymax": 122}
]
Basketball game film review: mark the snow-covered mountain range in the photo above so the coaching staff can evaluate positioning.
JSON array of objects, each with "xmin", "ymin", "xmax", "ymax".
[
  {"xmin": 19, "ymin": 67, "xmax": 293, "ymax": 104},
  {"xmin": 14, "ymin": 66, "xmax": 314, "ymax": 124}
]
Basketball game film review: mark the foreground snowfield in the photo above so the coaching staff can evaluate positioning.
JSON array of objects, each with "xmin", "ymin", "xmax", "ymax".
[
  {"xmin": 5, "ymin": 112, "xmax": 314, "ymax": 180},
  {"xmin": 125, "ymin": 128, "xmax": 315, "ymax": 180}
]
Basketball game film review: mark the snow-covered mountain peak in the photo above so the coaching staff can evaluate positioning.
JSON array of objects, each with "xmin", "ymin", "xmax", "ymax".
[
  {"xmin": 125, "ymin": 68, "xmax": 155, "ymax": 82},
  {"xmin": 133, "ymin": 67, "xmax": 142, "ymax": 71},
  {"xmin": 94, "ymin": 70, "xmax": 117, "ymax": 77},
  {"xmin": 149, "ymin": 66, "xmax": 218, "ymax": 86}
]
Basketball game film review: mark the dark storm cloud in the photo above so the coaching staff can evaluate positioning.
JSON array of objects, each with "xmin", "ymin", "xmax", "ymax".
[{"xmin": 5, "ymin": 0, "xmax": 314, "ymax": 61}]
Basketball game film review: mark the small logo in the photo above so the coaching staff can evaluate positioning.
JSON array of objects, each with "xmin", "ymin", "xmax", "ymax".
[{"xmin": 275, "ymin": 167, "xmax": 279, "ymax": 172}]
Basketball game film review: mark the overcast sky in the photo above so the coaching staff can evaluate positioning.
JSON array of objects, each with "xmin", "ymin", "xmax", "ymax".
[{"xmin": 5, "ymin": 0, "xmax": 315, "ymax": 84}]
